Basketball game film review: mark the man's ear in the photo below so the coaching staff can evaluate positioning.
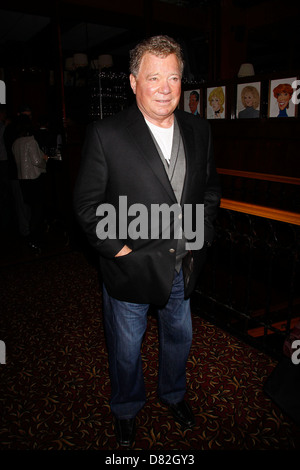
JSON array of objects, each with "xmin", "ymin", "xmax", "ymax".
[{"xmin": 129, "ymin": 74, "xmax": 137, "ymax": 94}]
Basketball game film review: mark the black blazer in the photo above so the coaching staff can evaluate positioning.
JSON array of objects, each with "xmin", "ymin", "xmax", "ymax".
[{"xmin": 73, "ymin": 103, "xmax": 221, "ymax": 305}]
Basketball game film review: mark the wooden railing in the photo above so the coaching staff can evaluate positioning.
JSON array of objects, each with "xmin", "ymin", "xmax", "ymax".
[
  {"xmin": 217, "ymin": 168, "xmax": 300, "ymax": 226},
  {"xmin": 220, "ymin": 199, "xmax": 300, "ymax": 226},
  {"xmin": 194, "ymin": 169, "xmax": 300, "ymax": 357},
  {"xmin": 217, "ymin": 168, "xmax": 300, "ymax": 186}
]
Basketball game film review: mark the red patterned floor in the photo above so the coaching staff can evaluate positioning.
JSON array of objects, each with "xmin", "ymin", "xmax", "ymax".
[{"xmin": 0, "ymin": 251, "xmax": 299, "ymax": 450}]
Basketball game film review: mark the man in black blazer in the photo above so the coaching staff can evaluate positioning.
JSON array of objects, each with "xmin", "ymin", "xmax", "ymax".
[{"xmin": 74, "ymin": 35, "xmax": 221, "ymax": 447}]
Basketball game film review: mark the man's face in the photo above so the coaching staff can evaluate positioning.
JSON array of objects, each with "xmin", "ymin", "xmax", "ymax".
[
  {"xmin": 130, "ymin": 52, "xmax": 181, "ymax": 127},
  {"xmin": 189, "ymin": 95, "xmax": 198, "ymax": 114}
]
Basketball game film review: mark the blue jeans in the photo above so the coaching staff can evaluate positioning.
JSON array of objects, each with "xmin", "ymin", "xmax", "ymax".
[{"xmin": 102, "ymin": 269, "xmax": 192, "ymax": 419}]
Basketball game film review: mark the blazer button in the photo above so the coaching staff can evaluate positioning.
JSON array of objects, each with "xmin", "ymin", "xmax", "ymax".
[{"xmin": 169, "ymin": 248, "xmax": 175, "ymax": 253}]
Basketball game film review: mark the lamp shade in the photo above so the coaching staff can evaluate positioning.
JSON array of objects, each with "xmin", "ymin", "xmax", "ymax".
[
  {"xmin": 98, "ymin": 54, "xmax": 113, "ymax": 70},
  {"xmin": 238, "ymin": 63, "xmax": 255, "ymax": 77},
  {"xmin": 73, "ymin": 53, "xmax": 88, "ymax": 68}
]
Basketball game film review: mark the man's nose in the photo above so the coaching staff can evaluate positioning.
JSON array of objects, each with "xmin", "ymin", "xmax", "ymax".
[{"xmin": 159, "ymin": 80, "xmax": 171, "ymax": 94}]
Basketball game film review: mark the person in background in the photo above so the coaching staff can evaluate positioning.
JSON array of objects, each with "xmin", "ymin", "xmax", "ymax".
[
  {"xmin": 3, "ymin": 104, "xmax": 33, "ymax": 238},
  {"xmin": 74, "ymin": 35, "xmax": 221, "ymax": 447},
  {"xmin": 0, "ymin": 104, "xmax": 10, "ymax": 229},
  {"xmin": 34, "ymin": 115, "xmax": 58, "ymax": 156},
  {"xmin": 12, "ymin": 114, "xmax": 48, "ymax": 252}
]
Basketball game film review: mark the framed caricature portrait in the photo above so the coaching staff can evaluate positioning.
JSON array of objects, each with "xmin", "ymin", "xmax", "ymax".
[
  {"xmin": 184, "ymin": 89, "xmax": 201, "ymax": 116},
  {"xmin": 206, "ymin": 86, "xmax": 226, "ymax": 119},
  {"xmin": 268, "ymin": 77, "xmax": 297, "ymax": 118},
  {"xmin": 236, "ymin": 82, "xmax": 261, "ymax": 119}
]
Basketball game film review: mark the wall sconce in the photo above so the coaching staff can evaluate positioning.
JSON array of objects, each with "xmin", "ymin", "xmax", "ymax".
[{"xmin": 238, "ymin": 63, "xmax": 255, "ymax": 77}]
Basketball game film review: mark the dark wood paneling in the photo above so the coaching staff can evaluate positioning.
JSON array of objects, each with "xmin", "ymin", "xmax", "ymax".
[{"xmin": 211, "ymin": 119, "xmax": 300, "ymax": 178}]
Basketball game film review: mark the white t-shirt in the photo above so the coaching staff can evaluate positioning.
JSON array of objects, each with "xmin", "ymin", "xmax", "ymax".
[{"xmin": 145, "ymin": 119, "xmax": 174, "ymax": 164}]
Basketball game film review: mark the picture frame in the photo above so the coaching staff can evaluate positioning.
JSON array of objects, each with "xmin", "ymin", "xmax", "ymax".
[
  {"xmin": 183, "ymin": 89, "xmax": 201, "ymax": 116},
  {"xmin": 268, "ymin": 77, "xmax": 298, "ymax": 118},
  {"xmin": 206, "ymin": 85, "xmax": 226, "ymax": 119},
  {"xmin": 236, "ymin": 81, "xmax": 261, "ymax": 119}
]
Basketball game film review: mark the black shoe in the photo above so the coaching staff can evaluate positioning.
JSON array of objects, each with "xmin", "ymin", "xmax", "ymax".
[
  {"xmin": 114, "ymin": 418, "xmax": 136, "ymax": 447},
  {"xmin": 168, "ymin": 400, "xmax": 195, "ymax": 428}
]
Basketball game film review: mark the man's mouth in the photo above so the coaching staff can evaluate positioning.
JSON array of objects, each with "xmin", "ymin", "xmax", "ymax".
[{"xmin": 156, "ymin": 99, "xmax": 171, "ymax": 103}]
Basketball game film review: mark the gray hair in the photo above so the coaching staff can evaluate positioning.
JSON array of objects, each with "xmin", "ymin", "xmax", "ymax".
[{"xmin": 129, "ymin": 35, "xmax": 184, "ymax": 77}]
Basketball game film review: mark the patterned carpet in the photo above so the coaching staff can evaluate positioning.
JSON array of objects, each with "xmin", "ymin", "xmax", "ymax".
[{"xmin": 0, "ymin": 250, "xmax": 300, "ymax": 451}]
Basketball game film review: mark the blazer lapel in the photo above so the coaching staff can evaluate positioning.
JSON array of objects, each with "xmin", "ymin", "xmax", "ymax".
[
  {"xmin": 174, "ymin": 110, "xmax": 196, "ymax": 205},
  {"xmin": 125, "ymin": 105, "xmax": 177, "ymax": 202}
]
